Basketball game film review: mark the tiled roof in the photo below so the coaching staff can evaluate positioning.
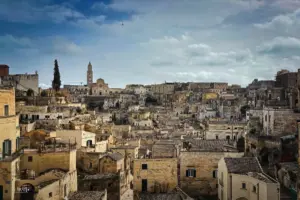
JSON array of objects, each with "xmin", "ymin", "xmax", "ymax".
[
  {"xmin": 224, "ymin": 157, "xmax": 262, "ymax": 174},
  {"xmin": 68, "ymin": 191, "xmax": 106, "ymax": 200},
  {"xmin": 107, "ymin": 152, "xmax": 124, "ymax": 161}
]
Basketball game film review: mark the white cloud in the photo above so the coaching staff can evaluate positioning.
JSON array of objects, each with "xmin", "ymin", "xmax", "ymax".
[
  {"xmin": 0, "ymin": 35, "xmax": 33, "ymax": 47},
  {"xmin": 3, "ymin": 0, "xmax": 300, "ymax": 88},
  {"xmin": 0, "ymin": 35, "xmax": 82, "ymax": 56},
  {"xmin": 0, "ymin": 1, "xmax": 84, "ymax": 24},
  {"xmin": 254, "ymin": 8, "xmax": 300, "ymax": 34},
  {"xmin": 257, "ymin": 37, "xmax": 300, "ymax": 56},
  {"xmin": 39, "ymin": 83, "xmax": 51, "ymax": 89}
]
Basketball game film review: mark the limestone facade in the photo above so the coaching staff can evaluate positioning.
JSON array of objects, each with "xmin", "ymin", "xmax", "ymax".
[
  {"xmin": 56, "ymin": 130, "xmax": 96, "ymax": 149},
  {"xmin": 1, "ymin": 73, "xmax": 39, "ymax": 94},
  {"xmin": 15, "ymin": 149, "xmax": 77, "ymax": 200},
  {"xmin": 262, "ymin": 107, "xmax": 300, "ymax": 135},
  {"xmin": 133, "ymin": 158, "xmax": 178, "ymax": 194},
  {"xmin": 0, "ymin": 87, "xmax": 20, "ymax": 159},
  {"xmin": 179, "ymin": 151, "xmax": 243, "ymax": 197},
  {"xmin": 218, "ymin": 157, "xmax": 280, "ymax": 200}
]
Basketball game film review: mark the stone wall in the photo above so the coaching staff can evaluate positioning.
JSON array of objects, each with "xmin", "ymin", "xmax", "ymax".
[
  {"xmin": 133, "ymin": 158, "xmax": 178, "ymax": 193},
  {"xmin": 20, "ymin": 149, "xmax": 76, "ymax": 174},
  {"xmin": 179, "ymin": 151, "xmax": 243, "ymax": 197}
]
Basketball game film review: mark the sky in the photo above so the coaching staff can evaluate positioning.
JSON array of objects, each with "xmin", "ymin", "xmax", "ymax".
[{"xmin": 1, "ymin": 0, "xmax": 300, "ymax": 88}]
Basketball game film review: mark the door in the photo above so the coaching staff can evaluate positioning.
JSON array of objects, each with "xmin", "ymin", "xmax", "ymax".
[
  {"xmin": 0, "ymin": 185, "xmax": 3, "ymax": 200},
  {"xmin": 20, "ymin": 184, "xmax": 34, "ymax": 200},
  {"xmin": 142, "ymin": 179, "xmax": 147, "ymax": 192}
]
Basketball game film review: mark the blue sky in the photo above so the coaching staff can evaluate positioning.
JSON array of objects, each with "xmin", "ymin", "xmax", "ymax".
[{"xmin": 1, "ymin": 0, "xmax": 300, "ymax": 88}]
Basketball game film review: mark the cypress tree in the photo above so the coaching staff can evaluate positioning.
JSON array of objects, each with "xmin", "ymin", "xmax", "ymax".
[{"xmin": 52, "ymin": 59, "xmax": 61, "ymax": 92}]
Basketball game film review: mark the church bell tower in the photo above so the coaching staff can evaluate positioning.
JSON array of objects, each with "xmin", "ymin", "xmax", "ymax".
[{"xmin": 87, "ymin": 62, "xmax": 93, "ymax": 86}]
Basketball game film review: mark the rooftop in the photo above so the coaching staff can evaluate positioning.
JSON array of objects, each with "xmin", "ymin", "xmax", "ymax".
[
  {"xmin": 37, "ymin": 179, "xmax": 57, "ymax": 189},
  {"xmin": 68, "ymin": 191, "xmax": 106, "ymax": 200},
  {"xmin": 224, "ymin": 157, "xmax": 262, "ymax": 174},
  {"xmin": 138, "ymin": 187, "xmax": 193, "ymax": 200},
  {"xmin": 139, "ymin": 193, "xmax": 188, "ymax": 200},
  {"xmin": 111, "ymin": 145, "xmax": 138, "ymax": 149},
  {"xmin": 83, "ymin": 173, "xmax": 118, "ymax": 180},
  {"xmin": 106, "ymin": 152, "xmax": 124, "ymax": 161},
  {"xmin": 245, "ymin": 172, "xmax": 277, "ymax": 183},
  {"xmin": 185, "ymin": 139, "xmax": 238, "ymax": 152}
]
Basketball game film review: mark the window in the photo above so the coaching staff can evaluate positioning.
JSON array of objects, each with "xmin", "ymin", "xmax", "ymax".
[
  {"xmin": 89, "ymin": 162, "xmax": 92, "ymax": 169},
  {"xmin": 265, "ymin": 115, "xmax": 267, "ymax": 121},
  {"xmin": 142, "ymin": 164, "xmax": 148, "ymax": 170},
  {"xmin": 4, "ymin": 105, "xmax": 9, "ymax": 116},
  {"xmin": 3, "ymin": 140, "xmax": 12, "ymax": 157},
  {"xmin": 49, "ymin": 192, "xmax": 52, "ymax": 198},
  {"xmin": 253, "ymin": 186, "xmax": 256, "ymax": 193},
  {"xmin": 213, "ymin": 170, "xmax": 218, "ymax": 178},
  {"xmin": 28, "ymin": 156, "xmax": 33, "ymax": 162},
  {"xmin": 64, "ymin": 184, "xmax": 67, "ymax": 197},
  {"xmin": 186, "ymin": 169, "xmax": 196, "ymax": 177},
  {"xmin": 242, "ymin": 183, "xmax": 246, "ymax": 189},
  {"xmin": 216, "ymin": 135, "xmax": 219, "ymax": 140},
  {"xmin": 16, "ymin": 137, "xmax": 20, "ymax": 151}
]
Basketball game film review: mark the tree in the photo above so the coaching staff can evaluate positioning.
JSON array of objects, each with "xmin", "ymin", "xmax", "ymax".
[
  {"xmin": 40, "ymin": 90, "xmax": 48, "ymax": 97},
  {"xmin": 240, "ymin": 105, "xmax": 250, "ymax": 116},
  {"xmin": 26, "ymin": 89, "xmax": 34, "ymax": 97},
  {"xmin": 52, "ymin": 59, "xmax": 61, "ymax": 92}
]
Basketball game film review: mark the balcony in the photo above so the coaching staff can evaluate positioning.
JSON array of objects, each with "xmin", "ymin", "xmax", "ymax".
[
  {"xmin": 0, "ymin": 149, "xmax": 23, "ymax": 162},
  {"xmin": 18, "ymin": 169, "xmax": 36, "ymax": 180}
]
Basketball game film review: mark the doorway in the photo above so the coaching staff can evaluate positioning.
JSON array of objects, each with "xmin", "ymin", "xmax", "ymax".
[
  {"xmin": 0, "ymin": 185, "xmax": 3, "ymax": 200},
  {"xmin": 20, "ymin": 183, "xmax": 35, "ymax": 200},
  {"xmin": 142, "ymin": 179, "xmax": 147, "ymax": 192}
]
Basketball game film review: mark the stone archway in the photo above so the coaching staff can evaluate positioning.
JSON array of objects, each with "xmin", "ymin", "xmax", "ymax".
[{"xmin": 20, "ymin": 183, "xmax": 35, "ymax": 200}]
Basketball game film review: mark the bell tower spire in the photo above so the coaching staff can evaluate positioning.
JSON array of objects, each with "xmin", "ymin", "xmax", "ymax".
[{"xmin": 87, "ymin": 62, "xmax": 93, "ymax": 86}]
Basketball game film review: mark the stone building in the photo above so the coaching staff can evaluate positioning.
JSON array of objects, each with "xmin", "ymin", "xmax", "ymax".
[
  {"xmin": 78, "ymin": 174, "xmax": 121, "ymax": 200},
  {"xmin": 133, "ymin": 158, "xmax": 178, "ymax": 199},
  {"xmin": 262, "ymin": 106, "xmax": 300, "ymax": 135},
  {"xmin": 218, "ymin": 157, "xmax": 280, "ymax": 200},
  {"xmin": 1, "ymin": 72, "xmax": 39, "ymax": 95},
  {"xmin": 99, "ymin": 153, "xmax": 124, "ymax": 174},
  {"xmin": 56, "ymin": 130, "xmax": 96, "ymax": 149},
  {"xmin": 63, "ymin": 84, "xmax": 89, "ymax": 102},
  {"xmin": 111, "ymin": 125, "xmax": 131, "ymax": 139},
  {"xmin": 87, "ymin": 62, "xmax": 93, "ymax": 87},
  {"xmin": 0, "ymin": 87, "xmax": 21, "ymax": 200},
  {"xmin": 275, "ymin": 70, "xmax": 297, "ymax": 88},
  {"xmin": 152, "ymin": 140, "xmax": 178, "ymax": 158},
  {"xmin": 180, "ymin": 140, "xmax": 243, "ymax": 198},
  {"xmin": 0, "ymin": 87, "xmax": 20, "ymax": 159},
  {"xmin": 92, "ymin": 79, "xmax": 123, "ymax": 96},
  {"xmin": 14, "ymin": 147, "xmax": 77, "ymax": 200},
  {"xmin": 69, "ymin": 190, "xmax": 107, "ymax": 200},
  {"xmin": 205, "ymin": 121, "xmax": 246, "ymax": 140},
  {"xmin": 0, "ymin": 64, "xmax": 9, "ymax": 76}
]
